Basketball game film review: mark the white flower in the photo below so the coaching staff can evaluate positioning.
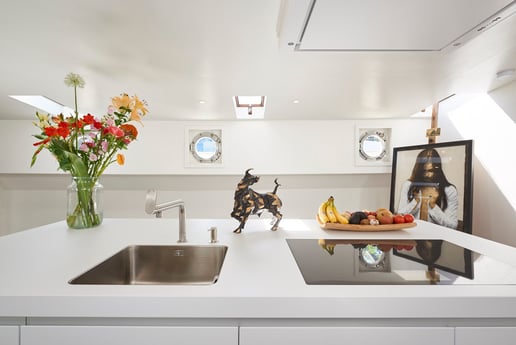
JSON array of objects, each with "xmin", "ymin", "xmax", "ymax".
[{"xmin": 64, "ymin": 73, "xmax": 85, "ymax": 88}]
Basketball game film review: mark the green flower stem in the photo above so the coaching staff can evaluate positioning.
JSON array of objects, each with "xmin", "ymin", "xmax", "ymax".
[
  {"xmin": 89, "ymin": 149, "xmax": 117, "ymax": 178},
  {"xmin": 67, "ymin": 177, "xmax": 101, "ymax": 228},
  {"xmin": 73, "ymin": 84, "xmax": 79, "ymax": 153}
]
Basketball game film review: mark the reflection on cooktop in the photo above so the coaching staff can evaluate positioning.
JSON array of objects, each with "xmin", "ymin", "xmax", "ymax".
[{"xmin": 286, "ymin": 239, "xmax": 516, "ymax": 285}]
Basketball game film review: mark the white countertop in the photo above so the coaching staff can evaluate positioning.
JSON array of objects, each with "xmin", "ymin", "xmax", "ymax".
[{"xmin": 1, "ymin": 218, "xmax": 516, "ymax": 319}]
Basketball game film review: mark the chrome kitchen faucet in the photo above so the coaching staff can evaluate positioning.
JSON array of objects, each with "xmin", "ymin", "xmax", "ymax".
[{"xmin": 145, "ymin": 190, "xmax": 187, "ymax": 243}]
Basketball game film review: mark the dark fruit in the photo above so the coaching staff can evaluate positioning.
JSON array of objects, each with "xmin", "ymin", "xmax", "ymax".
[
  {"xmin": 360, "ymin": 218, "xmax": 370, "ymax": 225},
  {"xmin": 349, "ymin": 211, "xmax": 368, "ymax": 224}
]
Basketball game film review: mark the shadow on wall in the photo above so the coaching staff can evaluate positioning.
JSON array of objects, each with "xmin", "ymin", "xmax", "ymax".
[{"xmin": 472, "ymin": 157, "xmax": 516, "ymax": 247}]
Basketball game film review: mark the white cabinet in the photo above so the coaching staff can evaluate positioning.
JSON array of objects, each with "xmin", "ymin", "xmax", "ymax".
[
  {"xmin": 0, "ymin": 326, "xmax": 19, "ymax": 345},
  {"xmin": 21, "ymin": 325, "xmax": 237, "ymax": 345},
  {"xmin": 455, "ymin": 327, "xmax": 516, "ymax": 345},
  {"xmin": 240, "ymin": 326, "xmax": 454, "ymax": 345}
]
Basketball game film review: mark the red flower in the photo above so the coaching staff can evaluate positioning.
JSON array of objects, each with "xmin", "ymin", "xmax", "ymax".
[
  {"xmin": 44, "ymin": 126, "xmax": 58, "ymax": 137},
  {"xmin": 93, "ymin": 120, "xmax": 103, "ymax": 130},
  {"xmin": 82, "ymin": 113, "xmax": 95, "ymax": 125},
  {"xmin": 74, "ymin": 120, "xmax": 84, "ymax": 129},
  {"xmin": 57, "ymin": 121, "xmax": 70, "ymax": 138}
]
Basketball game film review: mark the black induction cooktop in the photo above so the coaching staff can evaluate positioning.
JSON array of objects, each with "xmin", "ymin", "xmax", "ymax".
[{"xmin": 286, "ymin": 239, "xmax": 516, "ymax": 285}]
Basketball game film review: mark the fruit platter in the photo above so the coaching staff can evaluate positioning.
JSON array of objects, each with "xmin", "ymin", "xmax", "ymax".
[{"xmin": 316, "ymin": 196, "xmax": 417, "ymax": 232}]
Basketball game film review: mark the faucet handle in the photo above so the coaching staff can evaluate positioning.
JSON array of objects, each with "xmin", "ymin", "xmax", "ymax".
[
  {"xmin": 208, "ymin": 227, "xmax": 218, "ymax": 243},
  {"xmin": 145, "ymin": 189, "xmax": 158, "ymax": 215}
]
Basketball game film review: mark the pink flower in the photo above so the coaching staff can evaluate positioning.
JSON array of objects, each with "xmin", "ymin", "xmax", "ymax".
[
  {"xmin": 89, "ymin": 153, "xmax": 98, "ymax": 162},
  {"xmin": 104, "ymin": 125, "xmax": 124, "ymax": 138},
  {"xmin": 101, "ymin": 140, "xmax": 108, "ymax": 153},
  {"xmin": 79, "ymin": 143, "xmax": 89, "ymax": 152},
  {"xmin": 105, "ymin": 117, "xmax": 115, "ymax": 126}
]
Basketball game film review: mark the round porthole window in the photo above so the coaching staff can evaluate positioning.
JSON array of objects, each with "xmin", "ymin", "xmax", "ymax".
[
  {"xmin": 359, "ymin": 132, "xmax": 387, "ymax": 161},
  {"xmin": 189, "ymin": 131, "xmax": 222, "ymax": 163},
  {"xmin": 360, "ymin": 245, "xmax": 385, "ymax": 268}
]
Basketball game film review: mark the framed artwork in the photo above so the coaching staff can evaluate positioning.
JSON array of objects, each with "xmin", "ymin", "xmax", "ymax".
[{"xmin": 389, "ymin": 140, "xmax": 473, "ymax": 234}]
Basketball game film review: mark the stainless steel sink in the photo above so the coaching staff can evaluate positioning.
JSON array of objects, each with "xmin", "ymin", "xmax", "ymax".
[{"xmin": 69, "ymin": 244, "xmax": 228, "ymax": 285}]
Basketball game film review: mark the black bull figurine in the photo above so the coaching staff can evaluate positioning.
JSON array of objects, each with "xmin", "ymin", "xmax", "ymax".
[{"xmin": 231, "ymin": 169, "xmax": 283, "ymax": 233}]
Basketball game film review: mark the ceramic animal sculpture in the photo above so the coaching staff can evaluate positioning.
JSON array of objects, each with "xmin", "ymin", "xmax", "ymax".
[{"xmin": 231, "ymin": 168, "xmax": 283, "ymax": 233}]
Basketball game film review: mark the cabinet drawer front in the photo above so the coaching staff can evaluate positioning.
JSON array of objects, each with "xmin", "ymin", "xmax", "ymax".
[
  {"xmin": 21, "ymin": 326, "xmax": 238, "ymax": 345},
  {"xmin": 0, "ymin": 326, "xmax": 19, "ymax": 345},
  {"xmin": 456, "ymin": 327, "xmax": 516, "ymax": 344},
  {"xmin": 240, "ymin": 326, "xmax": 454, "ymax": 345}
]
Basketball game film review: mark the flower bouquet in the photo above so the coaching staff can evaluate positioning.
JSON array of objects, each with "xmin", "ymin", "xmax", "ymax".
[{"xmin": 31, "ymin": 73, "xmax": 148, "ymax": 228}]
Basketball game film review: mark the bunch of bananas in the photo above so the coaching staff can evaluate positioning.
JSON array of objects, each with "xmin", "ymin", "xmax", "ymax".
[
  {"xmin": 318, "ymin": 239, "xmax": 335, "ymax": 255},
  {"xmin": 317, "ymin": 196, "xmax": 350, "ymax": 224}
]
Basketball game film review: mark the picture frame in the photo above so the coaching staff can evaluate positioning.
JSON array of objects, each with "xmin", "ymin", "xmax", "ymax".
[{"xmin": 389, "ymin": 140, "xmax": 473, "ymax": 234}]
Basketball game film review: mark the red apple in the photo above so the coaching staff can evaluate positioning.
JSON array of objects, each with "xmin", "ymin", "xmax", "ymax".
[
  {"xmin": 377, "ymin": 214, "xmax": 394, "ymax": 224},
  {"xmin": 376, "ymin": 208, "xmax": 393, "ymax": 219},
  {"xmin": 393, "ymin": 214, "xmax": 405, "ymax": 224},
  {"xmin": 403, "ymin": 214, "xmax": 415, "ymax": 223}
]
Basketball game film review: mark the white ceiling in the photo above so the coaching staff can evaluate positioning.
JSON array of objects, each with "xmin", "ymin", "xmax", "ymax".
[
  {"xmin": 293, "ymin": 0, "xmax": 514, "ymax": 51},
  {"xmin": 1, "ymin": 0, "xmax": 516, "ymax": 122}
]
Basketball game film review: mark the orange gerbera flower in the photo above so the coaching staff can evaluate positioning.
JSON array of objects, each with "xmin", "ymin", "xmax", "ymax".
[
  {"xmin": 116, "ymin": 153, "xmax": 125, "ymax": 165},
  {"xmin": 120, "ymin": 123, "xmax": 138, "ymax": 139}
]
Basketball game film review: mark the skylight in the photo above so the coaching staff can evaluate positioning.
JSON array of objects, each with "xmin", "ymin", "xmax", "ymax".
[
  {"xmin": 9, "ymin": 95, "xmax": 74, "ymax": 116},
  {"xmin": 233, "ymin": 96, "xmax": 266, "ymax": 119}
]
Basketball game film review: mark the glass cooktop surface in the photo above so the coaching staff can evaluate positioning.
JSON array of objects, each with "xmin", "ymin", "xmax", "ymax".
[{"xmin": 286, "ymin": 239, "xmax": 516, "ymax": 285}]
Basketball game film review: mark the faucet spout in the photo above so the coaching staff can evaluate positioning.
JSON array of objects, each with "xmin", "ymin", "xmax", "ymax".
[
  {"xmin": 145, "ymin": 190, "xmax": 187, "ymax": 243},
  {"xmin": 177, "ymin": 202, "xmax": 186, "ymax": 243}
]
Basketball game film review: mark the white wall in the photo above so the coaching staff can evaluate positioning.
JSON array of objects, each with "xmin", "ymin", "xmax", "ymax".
[
  {"xmin": 0, "ymin": 173, "xmax": 392, "ymax": 235},
  {"xmin": 437, "ymin": 82, "xmax": 516, "ymax": 247},
  {"xmin": 489, "ymin": 80, "xmax": 516, "ymax": 123},
  {"xmin": 3, "ymin": 92, "xmax": 515, "ymax": 247},
  {"xmin": 0, "ymin": 118, "xmax": 429, "ymax": 235},
  {"xmin": 2, "ymin": 118, "xmax": 428, "ymax": 175}
]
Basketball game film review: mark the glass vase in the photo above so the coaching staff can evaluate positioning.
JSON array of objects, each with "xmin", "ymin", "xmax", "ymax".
[{"xmin": 67, "ymin": 177, "xmax": 104, "ymax": 229}]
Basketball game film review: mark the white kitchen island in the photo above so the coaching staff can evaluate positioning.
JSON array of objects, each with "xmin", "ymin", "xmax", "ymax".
[{"xmin": 1, "ymin": 218, "xmax": 516, "ymax": 345}]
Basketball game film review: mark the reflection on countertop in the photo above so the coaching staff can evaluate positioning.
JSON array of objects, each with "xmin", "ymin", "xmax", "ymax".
[{"xmin": 287, "ymin": 238, "xmax": 516, "ymax": 285}]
